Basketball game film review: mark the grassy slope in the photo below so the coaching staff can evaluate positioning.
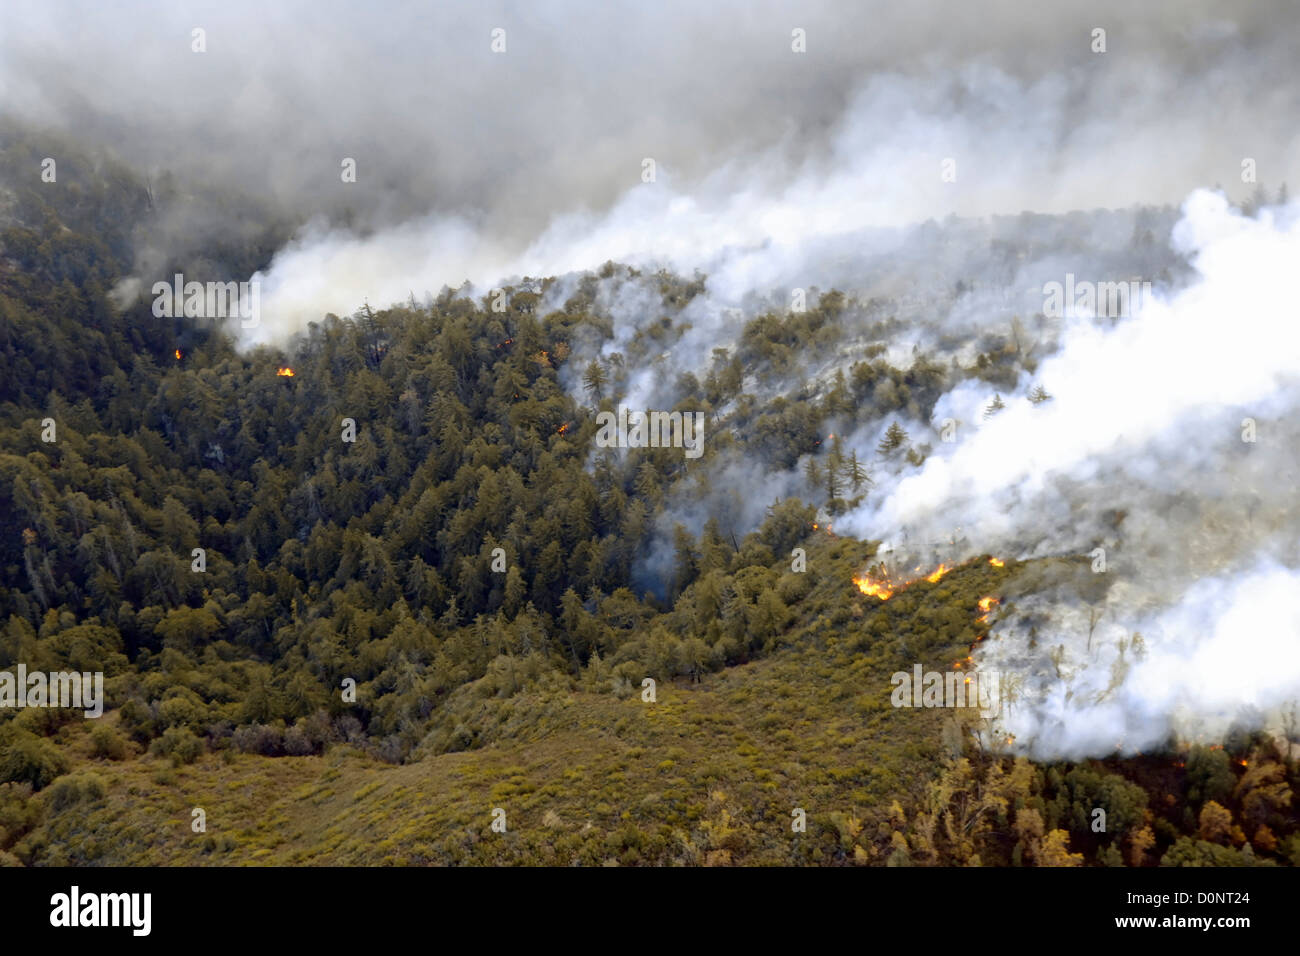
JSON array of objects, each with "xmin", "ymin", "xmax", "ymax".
[{"xmin": 25, "ymin": 538, "xmax": 1011, "ymax": 866}]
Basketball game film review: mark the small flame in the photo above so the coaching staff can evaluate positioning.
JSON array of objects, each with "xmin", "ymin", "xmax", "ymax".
[
  {"xmin": 854, "ymin": 560, "xmax": 992, "ymax": 603},
  {"xmin": 853, "ymin": 575, "xmax": 894, "ymax": 600},
  {"xmin": 556, "ymin": 421, "xmax": 571, "ymax": 435},
  {"xmin": 174, "ymin": 349, "xmax": 182, "ymax": 360},
  {"xmin": 277, "ymin": 366, "xmax": 295, "ymax": 377},
  {"xmin": 989, "ymin": 557, "xmax": 1004, "ymax": 568},
  {"xmin": 925, "ymin": 564, "xmax": 951, "ymax": 584}
]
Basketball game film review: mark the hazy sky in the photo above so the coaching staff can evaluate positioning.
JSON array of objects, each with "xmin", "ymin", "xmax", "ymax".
[{"xmin": 3, "ymin": 0, "xmax": 1296, "ymax": 246}]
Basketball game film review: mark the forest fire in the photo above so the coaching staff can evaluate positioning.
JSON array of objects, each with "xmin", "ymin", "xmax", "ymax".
[
  {"xmin": 174, "ymin": 349, "xmax": 182, "ymax": 360},
  {"xmin": 855, "ymin": 556, "xmax": 1007, "ymax": 604},
  {"xmin": 925, "ymin": 564, "xmax": 951, "ymax": 584},
  {"xmin": 556, "ymin": 421, "xmax": 571, "ymax": 435},
  {"xmin": 277, "ymin": 367, "xmax": 295, "ymax": 377},
  {"xmin": 853, "ymin": 561, "xmax": 945, "ymax": 601},
  {"xmin": 852, "ymin": 574, "xmax": 895, "ymax": 600}
]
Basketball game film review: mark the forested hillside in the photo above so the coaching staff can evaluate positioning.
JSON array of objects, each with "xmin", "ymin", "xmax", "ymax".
[{"xmin": 1, "ymin": 126, "xmax": 1296, "ymax": 867}]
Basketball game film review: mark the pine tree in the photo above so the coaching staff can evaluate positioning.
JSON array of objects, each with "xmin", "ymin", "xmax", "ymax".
[
  {"xmin": 825, "ymin": 461, "xmax": 841, "ymax": 503},
  {"xmin": 582, "ymin": 360, "xmax": 606, "ymax": 400},
  {"xmin": 984, "ymin": 394, "xmax": 1006, "ymax": 419},
  {"xmin": 828, "ymin": 434, "xmax": 845, "ymax": 476},
  {"xmin": 804, "ymin": 456, "xmax": 823, "ymax": 489},
  {"xmin": 848, "ymin": 450, "xmax": 871, "ymax": 492},
  {"xmin": 877, "ymin": 422, "xmax": 908, "ymax": 456},
  {"xmin": 671, "ymin": 524, "xmax": 699, "ymax": 600}
]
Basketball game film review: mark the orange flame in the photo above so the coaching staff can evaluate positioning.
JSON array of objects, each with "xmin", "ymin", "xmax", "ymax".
[
  {"xmin": 556, "ymin": 422, "xmax": 571, "ymax": 435},
  {"xmin": 174, "ymin": 349, "xmax": 182, "ymax": 360},
  {"xmin": 277, "ymin": 367, "xmax": 295, "ymax": 377},
  {"xmin": 854, "ymin": 561, "xmax": 953, "ymax": 601},
  {"xmin": 989, "ymin": 557, "xmax": 1004, "ymax": 568},
  {"xmin": 854, "ymin": 559, "xmax": 989, "ymax": 602},
  {"xmin": 853, "ymin": 575, "xmax": 894, "ymax": 600},
  {"xmin": 925, "ymin": 564, "xmax": 951, "ymax": 584},
  {"xmin": 977, "ymin": 596, "xmax": 1001, "ymax": 624}
]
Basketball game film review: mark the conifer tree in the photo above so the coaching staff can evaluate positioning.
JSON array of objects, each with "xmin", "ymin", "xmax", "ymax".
[{"xmin": 877, "ymin": 422, "xmax": 908, "ymax": 456}]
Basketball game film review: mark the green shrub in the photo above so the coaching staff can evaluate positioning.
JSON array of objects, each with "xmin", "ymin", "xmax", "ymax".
[
  {"xmin": 43, "ymin": 773, "xmax": 106, "ymax": 813},
  {"xmin": 90, "ymin": 723, "xmax": 128, "ymax": 760},
  {"xmin": 149, "ymin": 726, "xmax": 204, "ymax": 766},
  {"xmin": 0, "ymin": 728, "xmax": 69, "ymax": 790}
]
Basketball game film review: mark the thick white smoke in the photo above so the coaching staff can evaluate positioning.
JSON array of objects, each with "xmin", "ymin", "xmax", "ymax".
[
  {"xmin": 240, "ymin": 50, "xmax": 1298, "ymax": 348},
  {"xmin": 1001, "ymin": 563, "xmax": 1300, "ymax": 757},
  {"xmin": 837, "ymin": 190, "xmax": 1300, "ymax": 757}
]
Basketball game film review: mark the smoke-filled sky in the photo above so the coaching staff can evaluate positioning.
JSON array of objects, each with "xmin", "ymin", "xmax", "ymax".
[{"xmin": 3, "ymin": 0, "xmax": 1299, "ymax": 335}]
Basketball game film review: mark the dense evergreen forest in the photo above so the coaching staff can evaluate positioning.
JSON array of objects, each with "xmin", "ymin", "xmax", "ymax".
[{"xmin": 0, "ymin": 124, "xmax": 1295, "ymax": 866}]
